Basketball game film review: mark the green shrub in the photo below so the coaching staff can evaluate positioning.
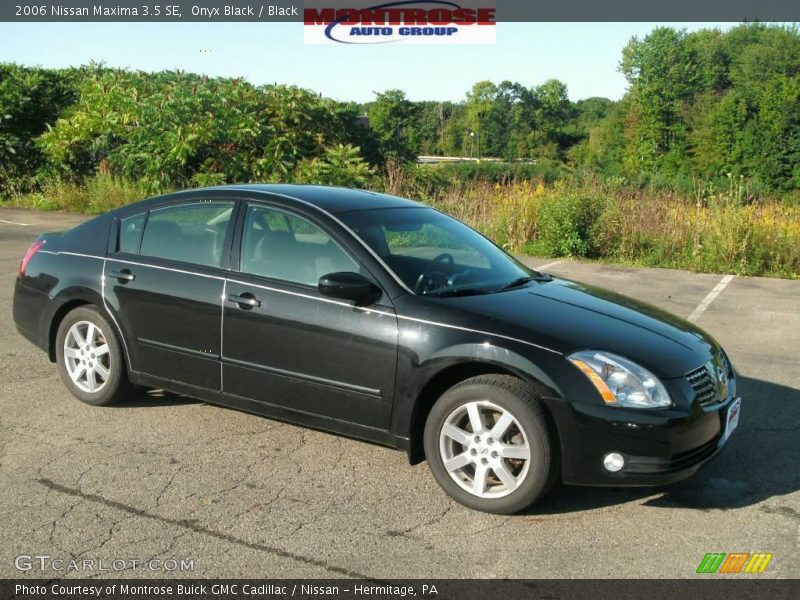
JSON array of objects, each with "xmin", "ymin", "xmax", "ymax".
[
  {"xmin": 538, "ymin": 189, "xmax": 605, "ymax": 257},
  {"xmin": 294, "ymin": 144, "xmax": 375, "ymax": 188},
  {"xmin": 418, "ymin": 160, "xmax": 565, "ymax": 185},
  {"xmin": 588, "ymin": 196, "xmax": 622, "ymax": 257}
]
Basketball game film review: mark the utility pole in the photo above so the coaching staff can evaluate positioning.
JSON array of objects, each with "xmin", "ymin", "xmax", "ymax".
[{"xmin": 476, "ymin": 110, "xmax": 485, "ymax": 161}]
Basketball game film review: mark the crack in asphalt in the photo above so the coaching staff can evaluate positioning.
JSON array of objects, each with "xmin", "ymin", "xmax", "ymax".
[
  {"xmin": 36, "ymin": 477, "xmax": 373, "ymax": 579},
  {"xmin": 760, "ymin": 505, "xmax": 800, "ymax": 521},
  {"xmin": 384, "ymin": 500, "xmax": 453, "ymax": 548}
]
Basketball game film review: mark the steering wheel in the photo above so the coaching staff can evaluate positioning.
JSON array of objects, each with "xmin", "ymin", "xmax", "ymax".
[
  {"xmin": 447, "ymin": 269, "xmax": 474, "ymax": 288},
  {"xmin": 414, "ymin": 253, "xmax": 455, "ymax": 294}
]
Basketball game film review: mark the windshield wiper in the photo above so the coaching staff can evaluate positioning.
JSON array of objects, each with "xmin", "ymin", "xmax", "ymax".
[
  {"xmin": 496, "ymin": 273, "xmax": 553, "ymax": 292},
  {"xmin": 430, "ymin": 287, "xmax": 491, "ymax": 298},
  {"xmin": 431, "ymin": 273, "xmax": 552, "ymax": 298},
  {"xmin": 498, "ymin": 276, "xmax": 535, "ymax": 291}
]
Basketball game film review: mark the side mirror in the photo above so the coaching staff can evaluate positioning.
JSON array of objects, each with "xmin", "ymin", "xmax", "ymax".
[{"xmin": 318, "ymin": 272, "xmax": 380, "ymax": 303}]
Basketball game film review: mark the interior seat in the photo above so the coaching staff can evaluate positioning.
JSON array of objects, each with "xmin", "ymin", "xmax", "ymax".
[{"xmin": 140, "ymin": 220, "xmax": 182, "ymax": 261}]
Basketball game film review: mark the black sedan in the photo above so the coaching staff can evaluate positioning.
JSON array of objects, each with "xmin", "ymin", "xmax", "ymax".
[{"xmin": 12, "ymin": 185, "xmax": 741, "ymax": 514}]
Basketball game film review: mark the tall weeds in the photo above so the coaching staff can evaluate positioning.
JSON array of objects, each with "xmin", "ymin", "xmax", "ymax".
[
  {"xmin": 384, "ymin": 170, "xmax": 800, "ymax": 278},
  {"xmin": 8, "ymin": 171, "xmax": 800, "ymax": 278},
  {"xmin": 9, "ymin": 175, "xmax": 153, "ymax": 213}
]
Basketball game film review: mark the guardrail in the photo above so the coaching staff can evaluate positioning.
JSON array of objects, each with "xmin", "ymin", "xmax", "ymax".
[{"xmin": 416, "ymin": 156, "xmax": 537, "ymax": 165}]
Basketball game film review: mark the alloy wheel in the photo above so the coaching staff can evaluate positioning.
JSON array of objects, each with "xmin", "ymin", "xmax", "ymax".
[
  {"xmin": 438, "ymin": 400, "xmax": 531, "ymax": 498},
  {"xmin": 63, "ymin": 320, "xmax": 111, "ymax": 394}
]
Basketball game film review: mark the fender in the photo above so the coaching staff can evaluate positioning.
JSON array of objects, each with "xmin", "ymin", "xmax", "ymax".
[
  {"xmin": 29, "ymin": 252, "xmax": 106, "ymax": 359},
  {"xmin": 392, "ymin": 340, "xmax": 566, "ymax": 464},
  {"xmin": 43, "ymin": 285, "xmax": 132, "ymax": 373},
  {"xmin": 428, "ymin": 343, "xmax": 562, "ymax": 394},
  {"xmin": 44, "ymin": 286, "xmax": 103, "ymax": 357}
]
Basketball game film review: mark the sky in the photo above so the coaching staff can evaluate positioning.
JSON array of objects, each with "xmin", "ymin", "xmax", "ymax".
[{"xmin": 0, "ymin": 22, "xmax": 740, "ymax": 103}]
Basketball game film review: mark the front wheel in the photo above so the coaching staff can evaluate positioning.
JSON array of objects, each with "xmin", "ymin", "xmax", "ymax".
[
  {"xmin": 55, "ymin": 305, "xmax": 132, "ymax": 406},
  {"xmin": 424, "ymin": 375, "xmax": 557, "ymax": 514}
]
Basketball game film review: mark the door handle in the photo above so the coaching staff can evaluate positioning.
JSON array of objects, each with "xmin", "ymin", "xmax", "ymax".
[
  {"xmin": 227, "ymin": 292, "xmax": 261, "ymax": 309},
  {"xmin": 109, "ymin": 270, "xmax": 135, "ymax": 282}
]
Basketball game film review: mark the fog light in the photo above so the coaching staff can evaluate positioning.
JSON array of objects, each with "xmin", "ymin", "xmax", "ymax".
[{"xmin": 603, "ymin": 452, "xmax": 625, "ymax": 472}]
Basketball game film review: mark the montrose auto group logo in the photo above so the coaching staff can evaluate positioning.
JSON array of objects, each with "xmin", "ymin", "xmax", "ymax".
[{"xmin": 304, "ymin": 0, "xmax": 497, "ymax": 44}]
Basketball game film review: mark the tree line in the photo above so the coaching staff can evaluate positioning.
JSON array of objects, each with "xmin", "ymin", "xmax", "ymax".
[
  {"xmin": 0, "ymin": 64, "xmax": 382, "ymax": 195},
  {"xmin": 365, "ymin": 23, "xmax": 800, "ymax": 193},
  {"xmin": 1, "ymin": 23, "xmax": 798, "ymax": 198}
]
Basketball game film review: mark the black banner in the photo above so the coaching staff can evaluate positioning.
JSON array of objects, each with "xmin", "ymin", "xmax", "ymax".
[
  {"xmin": 2, "ymin": 0, "xmax": 799, "ymax": 23},
  {"xmin": 3, "ymin": 580, "xmax": 800, "ymax": 600}
]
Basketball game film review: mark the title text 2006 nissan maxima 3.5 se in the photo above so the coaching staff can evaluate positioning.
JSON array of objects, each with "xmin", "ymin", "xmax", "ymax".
[{"xmin": 12, "ymin": 185, "xmax": 742, "ymax": 513}]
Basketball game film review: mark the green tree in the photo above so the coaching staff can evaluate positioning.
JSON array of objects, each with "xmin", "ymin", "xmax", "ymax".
[
  {"xmin": 579, "ymin": 23, "xmax": 800, "ymax": 191},
  {"xmin": 465, "ymin": 81, "xmax": 496, "ymax": 158},
  {"xmin": 0, "ymin": 64, "xmax": 76, "ymax": 194},
  {"xmin": 36, "ymin": 67, "xmax": 379, "ymax": 191},
  {"xmin": 367, "ymin": 89, "xmax": 418, "ymax": 161},
  {"xmin": 295, "ymin": 144, "xmax": 374, "ymax": 188}
]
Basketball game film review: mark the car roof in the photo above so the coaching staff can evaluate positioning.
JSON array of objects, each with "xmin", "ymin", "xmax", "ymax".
[{"xmin": 174, "ymin": 184, "xmax": 424, "ymax": 215}]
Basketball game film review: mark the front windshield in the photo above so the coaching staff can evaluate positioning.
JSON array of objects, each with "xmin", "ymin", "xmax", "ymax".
[{"xmin": 339, "ymin": 207, "xmax": 535, "ymax": 297}]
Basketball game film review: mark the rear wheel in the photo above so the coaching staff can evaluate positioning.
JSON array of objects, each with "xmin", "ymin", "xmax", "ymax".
[
  {"xmin": 424, "ymin": 374, "xmax": 557, "ymax": 514},
  {"xmin": 55, "ymin": 305, "xmax": 132, "ymax": 406}
]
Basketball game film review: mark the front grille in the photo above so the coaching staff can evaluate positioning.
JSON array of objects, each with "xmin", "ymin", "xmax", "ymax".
[{"xmin": 687, "ymin": 364, "xmax": 718, "ymax": 406}]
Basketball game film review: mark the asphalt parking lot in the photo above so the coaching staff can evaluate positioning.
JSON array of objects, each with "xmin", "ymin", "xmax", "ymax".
[{"xmin": 1, "ymin": 206, "xmax": 798, "ymax": 579}]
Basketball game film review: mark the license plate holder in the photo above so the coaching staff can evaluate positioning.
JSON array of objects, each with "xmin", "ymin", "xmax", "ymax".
[{"xmin": 722, "ymin": 397, "xmax": 741, "ymax": 443}]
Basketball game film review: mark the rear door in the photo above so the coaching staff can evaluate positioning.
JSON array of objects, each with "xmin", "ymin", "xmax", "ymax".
[
  {"xmin": 221, "ymin": 202, "xmax": 399, "ymax": 429},
  {"xmin": 104, "ymin": 199, "xmax": 236, "ymax": 390}
]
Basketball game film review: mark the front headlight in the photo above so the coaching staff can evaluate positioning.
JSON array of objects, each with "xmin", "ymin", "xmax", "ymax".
[{"xmin": 568, "ymin": 351, "xmax": 671, "ymax": 408}]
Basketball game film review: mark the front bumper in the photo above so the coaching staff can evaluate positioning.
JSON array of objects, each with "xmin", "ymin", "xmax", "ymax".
[{"xmin": 548, "ymin": 393, "xmax": 740, "ymax": 487}]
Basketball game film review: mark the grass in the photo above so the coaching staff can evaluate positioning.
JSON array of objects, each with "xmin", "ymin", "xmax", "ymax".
[
  {"xmin": 384, "ymin": 170, "xmax": 800, "ymax": 279},
  {"xmin": 6, "ymin": 172, "xmax": 800, "ymax": 279},
  {"xmin": 6, "ymin": 176, "xmax": 154, "ymax": 214}
]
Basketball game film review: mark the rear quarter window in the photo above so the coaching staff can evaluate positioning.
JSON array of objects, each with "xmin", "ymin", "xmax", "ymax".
[{"xmin": 118, "ymin": 212, "xmax": 146, "ymax": 254}]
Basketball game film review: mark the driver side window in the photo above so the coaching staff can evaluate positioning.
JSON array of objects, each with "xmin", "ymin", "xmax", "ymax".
[{"xmin": 240, "ymin": 205, "xmax": 358, "ymax": 286}]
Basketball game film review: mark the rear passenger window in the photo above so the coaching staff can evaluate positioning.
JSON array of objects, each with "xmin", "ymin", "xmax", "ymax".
[
  {"xmin": 138, "ymin": 202, "xmax": 234, "ymax": 268},
  {"xmin": 118, "ymin": 212, "xmax": 146, "ymax": 254},
  {"xmin": 240, "ymin": 205, "xmax": 358, "ymax": 286}
]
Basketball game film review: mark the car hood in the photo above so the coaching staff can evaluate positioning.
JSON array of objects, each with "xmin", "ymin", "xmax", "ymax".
[{"xmin": 448, "ymin": 278, "xmax": 720, "ymax": 379}]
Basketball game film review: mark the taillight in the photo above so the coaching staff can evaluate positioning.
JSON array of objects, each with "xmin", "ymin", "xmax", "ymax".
[{"xmin": 18, "ymin": 240, "xmax": 45, "ymax": 279}]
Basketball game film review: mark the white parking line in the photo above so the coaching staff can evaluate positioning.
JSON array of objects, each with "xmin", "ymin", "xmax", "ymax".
[
  {"xmin": 536, "ymin": 260, "xmax": 564, "ymax": 272},
  {"xmin": 688, "ymin": 274, "xmax": 735, "ymax": 322},
  {"xmin": 0, "ymin": 218, "xmax": 31, "ymax": 226}
]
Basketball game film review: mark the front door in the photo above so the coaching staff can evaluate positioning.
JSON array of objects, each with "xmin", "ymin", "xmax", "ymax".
[
  {"xmin": 221, "ymin": 203, "xmax": 398, "ymax": 429},
  {"xmin": 104, "ymin": 200, "xmax": 236, "ymax": 390}
]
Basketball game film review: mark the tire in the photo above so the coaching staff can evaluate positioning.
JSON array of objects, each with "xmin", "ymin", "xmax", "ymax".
[
  {"xmin": 55, "ymin": 305, "xmax": 132, "ymax": 406},
  {"xmin": 424, "ymin": 374, "xmax": 557, "ymax": 514}
]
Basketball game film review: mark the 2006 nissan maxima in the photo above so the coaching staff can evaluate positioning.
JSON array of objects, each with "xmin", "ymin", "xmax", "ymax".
[{"xmin": 12, "ymin": 185, "xmax": 741, "ymax": 513}]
